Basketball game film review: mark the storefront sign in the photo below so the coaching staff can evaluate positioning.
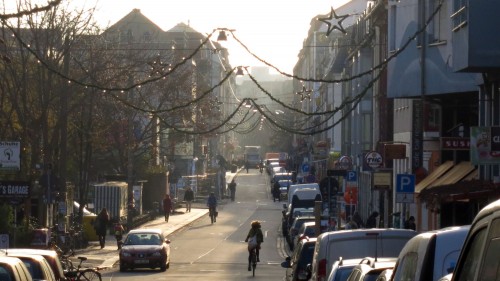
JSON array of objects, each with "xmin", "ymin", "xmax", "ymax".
[
  {"xmin": 470, "ymin": 126, "xmax": 500, "ymax": 165},
  {"xmin": 441, "ymin": 137, "xmax": 470, "ymax": 150},
  {"xmin": 0, "ymin": 181, "xmax": 30, "ymax": 198},
  {"xmin": 365, "ymin": 151, "xmax": 383, "ymax": 169},
  {"xmin": 373, "ymin": 172, "xmax": 391, "ymax": 190}
]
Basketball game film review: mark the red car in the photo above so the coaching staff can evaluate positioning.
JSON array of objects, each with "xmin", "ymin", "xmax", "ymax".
[{"xmin": 119, "ymin": 228, "xmax": 171, "ymax": 272}]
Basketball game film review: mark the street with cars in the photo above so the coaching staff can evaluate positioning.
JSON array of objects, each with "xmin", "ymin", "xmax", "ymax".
[{"xmin": 1, "ymin": 164, "xmax": 499, "ymax": 280}]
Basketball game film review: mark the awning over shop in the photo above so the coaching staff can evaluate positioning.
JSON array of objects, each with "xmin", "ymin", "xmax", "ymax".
[
  {"xmin": 417, "ymin": 161, "xmax": 500, "ymax": 203},
  {"xmin": 426, "ymin": 161, "xmax": 476, "ymax": 189},
  {"xmin": 415, "ymin": 161, "xmax": 454, "ymax": 193}
]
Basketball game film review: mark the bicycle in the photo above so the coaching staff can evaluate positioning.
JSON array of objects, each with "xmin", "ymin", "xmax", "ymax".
[
  {"xmin": 209, "ymin": 206, "xmax": 217, "ymax": 224},
  {"xmin": 249, "ymin": 247, "xmax": 257, "ymax": 276},
  {"xmin": 64, "ymin": 256, "xmax": 102, "ymax": 281}
]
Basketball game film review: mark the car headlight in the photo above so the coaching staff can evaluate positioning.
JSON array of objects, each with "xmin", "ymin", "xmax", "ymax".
[{"xmin": 121, "ymin": 252, "xmax": 131, "ymax": 257}]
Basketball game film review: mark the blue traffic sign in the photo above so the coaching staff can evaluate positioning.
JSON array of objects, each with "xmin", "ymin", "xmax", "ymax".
[
  {"xmin": 346, "ymin": 171, "xmax": 357, "ymax": 182},
  {"xmin": 396, "ymin": 174, "xmax": 415, "ymax": 193}
]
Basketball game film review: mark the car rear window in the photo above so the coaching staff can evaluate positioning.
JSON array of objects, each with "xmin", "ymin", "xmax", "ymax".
[{"xmin": 298, "ymin": 243, "xmax": 316, "ymax": 269}]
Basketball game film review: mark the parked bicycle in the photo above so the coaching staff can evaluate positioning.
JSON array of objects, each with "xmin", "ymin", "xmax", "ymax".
[{"xmin": 64, "ymin": 256, "xmax": 102, "ymax": 281}]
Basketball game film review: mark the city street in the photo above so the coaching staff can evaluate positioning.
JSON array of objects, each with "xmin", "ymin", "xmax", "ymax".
[{"xmin": 81, "ymin": 168, "xmax": 291, "ymax": 280}]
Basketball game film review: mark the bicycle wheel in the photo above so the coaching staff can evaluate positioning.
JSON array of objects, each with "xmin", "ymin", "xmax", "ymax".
[
  {"xmin": 78, "ymin": 269, "xmax": 102, "ymax": 281},
  {"xmin": 252, "ymin": 251, "xmax": 257, "ymax": 276}
]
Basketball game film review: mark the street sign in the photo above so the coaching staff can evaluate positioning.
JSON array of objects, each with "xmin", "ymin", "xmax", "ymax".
[
  {"xmin": 365, "ymin": 151, "xmax": 383, "ymax": 168},
  {"xmin": 396, "ymin": 174, "xmax": 415, "ymax": 193},
  {"xmin": 396, "ymin": 174, "xmax": 415, "ymax": 203},
  {"xmin": 346, "ymin": 170, "xmax": 357, "ymax": 182},
  {"xmin": 396, "ymin": 193, "xmax": 415, "ymax": 203}
]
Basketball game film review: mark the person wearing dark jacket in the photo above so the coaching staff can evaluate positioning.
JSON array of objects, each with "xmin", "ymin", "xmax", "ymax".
[
  {"xmin": 183, "ymin": 186, "xmax": 194, "ymax": 212},
  {"xmin": 162, "ymin": 194, "xmax": 173, "ymax": 222},
  {"xmin": 95, "ymin": 208, "xmax": 110, "ymax": 249},
  {"xmin": 404, "ymin": 216, "xmax": 416, "ymax": 230},
  {"xmin": 207, "ymin": 192, "xmax": 218, "ymax": 223},
  {"xmin": 366, "ymin": 211, "xmax": 379, "ymax": 228},
  {"xmin": 228, "ymin": 179, "xmax": 237, "ymax": 202},
  {"xmin": 352, "ymin": 211, "xmax": 364, "ymax": 228}
]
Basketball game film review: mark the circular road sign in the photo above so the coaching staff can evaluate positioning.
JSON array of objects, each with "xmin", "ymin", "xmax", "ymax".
[{"xmin": 365, "ymin": 151, "xmax": 383, "ymax": 168}]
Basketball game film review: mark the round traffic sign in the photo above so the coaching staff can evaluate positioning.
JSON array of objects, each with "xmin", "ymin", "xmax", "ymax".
[{"xmin": 365, "ymin": 151, "xmax": 383, "ymax": 168}]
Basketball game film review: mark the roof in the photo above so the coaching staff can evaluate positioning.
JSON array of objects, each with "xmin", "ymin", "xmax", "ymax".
[
  {"xmin": 415, "ymin": 161, "xmax": 454, "ymax": 193},
  {"xmin": 426, "ymin": 162, "xmax": 476, "ymax": 189},
  {"xmin": 129, "ymin": 228, "xmax": 163, "ymax": 234}
]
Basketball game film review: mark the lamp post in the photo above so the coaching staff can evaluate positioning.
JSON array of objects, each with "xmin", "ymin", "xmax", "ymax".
[{"xmin": 192, "ymin": 157, "xmax": 199, "ymax": 194}]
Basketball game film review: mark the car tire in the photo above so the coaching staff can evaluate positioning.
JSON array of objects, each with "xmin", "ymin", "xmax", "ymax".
[
  {"xmin": 119, "ymin": 264, "xmax": 127, "ymax": 272},
  {"xmin": 160, "ymin": 264, "xmax": 167, "ymax": 272}
]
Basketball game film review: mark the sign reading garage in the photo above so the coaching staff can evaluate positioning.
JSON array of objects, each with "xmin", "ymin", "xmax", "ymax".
[{"xmin": 0, "ymin": 181, "xmax": 30, "ymax": 198}]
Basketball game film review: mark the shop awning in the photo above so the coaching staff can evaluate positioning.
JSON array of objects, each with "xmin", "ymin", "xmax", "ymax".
[
  {"xmin": 415, "ymin": 161, "xmax": 454, "ymax": 193},
  {"xmin": 426, "ymin": 161, "xmax": 476, "ymax": 190}
]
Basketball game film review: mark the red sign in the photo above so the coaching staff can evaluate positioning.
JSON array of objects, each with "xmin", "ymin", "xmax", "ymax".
[
  {"xmin": 441, "ymin": 137, "xmax": 470, "ymax": 150},
  {"xmin": 344, "ymin": 187, "xmax": 358, "ymax": 205}
]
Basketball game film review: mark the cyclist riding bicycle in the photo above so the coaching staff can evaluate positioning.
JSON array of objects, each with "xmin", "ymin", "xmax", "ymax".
[
  {"xmin": 244, "ymin": 220, "xmax": 264, "ymax": 271},
  {"xmin": 207, "ymin": 192, "xmax": 218, "ymax": 223}
]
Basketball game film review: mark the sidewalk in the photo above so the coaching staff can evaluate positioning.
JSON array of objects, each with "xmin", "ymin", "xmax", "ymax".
[{"xmin": 76, "ymin": 169, "xmax": 240, "ymax": 269}]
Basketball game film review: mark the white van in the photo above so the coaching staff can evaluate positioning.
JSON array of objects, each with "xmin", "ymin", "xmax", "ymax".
[
  {"xmin": 309, "ymin": 228, "xmax": 417, "ymax": 281},
  {"xmin": 390, "ymin": 225, "xmax": 470, "ymax": 281},
  {"xmin": 450, "ymin": 199, "xmax": 500, "ymax": 281},
  {"xmin": 288, "ymin": 183, "xmax": 320, "ymax": 205}
]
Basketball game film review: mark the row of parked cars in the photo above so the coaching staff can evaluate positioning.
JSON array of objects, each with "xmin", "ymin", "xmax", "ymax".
[
  {"xmin": 0, "ymin": 248, "xmax": 66, "ymax": 281},
  {"xmin": 281, "ymin": 197, "xmax": 500, "ymax": 281}
]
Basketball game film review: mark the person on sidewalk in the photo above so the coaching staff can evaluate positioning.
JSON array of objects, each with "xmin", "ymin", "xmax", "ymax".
[
  {"xmin": 366, "ymin": 211, "xmax": 379, "ymax": 228},
  {"xmin": 183, "ymin": 186, "xmax": 194, "ymax": 212},
  {"xmin": 207, "ymin": 192, "xmax": 218, "ymax": 223},
  {"xmin": 113, "ymin": 222, "xmax": 125, "ymax": 250},
  {"xmin": 162, "ymin": 194, "xmax": 173, "ymax": 222},
  {"xmin": 228, "ymin": 179, "xmax": 237, "ymax": 202},
  {"xmin": 95, "ymin": 208, "xmax": 110, "ymax": 249}
]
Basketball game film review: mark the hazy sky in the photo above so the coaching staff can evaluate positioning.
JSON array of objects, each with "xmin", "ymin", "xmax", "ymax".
[{"xmin": 75, "ymin": 0, "xmax": 350, "ymax": 74}]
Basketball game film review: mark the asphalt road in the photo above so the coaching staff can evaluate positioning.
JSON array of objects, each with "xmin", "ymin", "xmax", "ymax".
[{"xmin": 91, "ymin": 168, "xmax": 291, "ymax": 280}]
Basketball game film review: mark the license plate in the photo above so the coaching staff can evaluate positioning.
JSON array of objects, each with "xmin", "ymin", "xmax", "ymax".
[{"xmin": 134, "ymin": 259, "xmax": 149, "ymax": 264}]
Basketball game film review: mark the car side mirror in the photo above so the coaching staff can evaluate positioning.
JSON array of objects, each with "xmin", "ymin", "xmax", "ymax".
[
  {"xmin": 165, "ymin": 239, "xmax": 171, "ymax": 244},
  {"xmin": 306, "ymin": 263, "xmax": 312, "ymax": 274},
  {"xmin": 281, "ymin": 256, "xmax": 292, "ymax": 268}
]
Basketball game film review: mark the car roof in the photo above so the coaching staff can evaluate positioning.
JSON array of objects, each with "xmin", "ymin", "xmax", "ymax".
[
  {"xmin": 1, "ymin": 249, "xmax": 58, "ymax": 257},
  {"xmin": 0, "ymin": 256, "xmax": 27, "ymax": 265},
  {"xmin": 129, "ymin": 228, "xmax": 163, "ymax": 234}
]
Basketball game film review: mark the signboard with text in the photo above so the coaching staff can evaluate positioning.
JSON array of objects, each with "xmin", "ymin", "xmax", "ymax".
[
  {"xmin": 470, "ymin": 126, "xmax": 500, "ymax": 165},
  {"xmin": 0, "ymin": 181, "xmax": 31, "ymax": 198},
  {"xmin": 0, "ymin": 141, "xmax": 21, "ymax": 171}
]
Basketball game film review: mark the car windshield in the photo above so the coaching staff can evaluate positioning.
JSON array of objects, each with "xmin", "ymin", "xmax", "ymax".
[
  {"xmin": 334, "ymin": 266, "xmax": 356, "ymax": 281},
  {"xmin": 125, "ymin": 233, "xmax": 162, "ymax": 245},
  {"xmin": 0, "ymin": 267, "xmax": 12, "ymax": 281},
  {"xmin": 20, "ymin": 260, "xmax": 43, "ymax": 279}
]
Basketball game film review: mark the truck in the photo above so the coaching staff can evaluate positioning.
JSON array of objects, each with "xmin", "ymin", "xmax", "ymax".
[
  {"xmin": 92, "ymin": 181, "xmax": 128, "ymax": 221},
  {"xmin": 244, "ymin": 146, "xmax": 262, "ymax": 168}
]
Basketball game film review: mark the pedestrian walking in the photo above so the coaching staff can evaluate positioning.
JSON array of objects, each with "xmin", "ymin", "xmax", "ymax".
[
  {"xmin": 404, "ymin": 216, "xmax": 416, "ymax": 230},
  {"xmin": 113, "ymin": 222, "xmax": 125, "ymax": 250},
  {"xmin": 162, "ymin": 194, "xmax": 173, "ymax": 222},
  {"xmin": 366, "ymin": 211, "xmax": 379, "ymax": 228},
  {"xmin": 352, "ymin": 211, "xmax": 364, "ymax": 228},
  {"xmin": 184, "ymin": 186, "xmax": 194, "ymax": 212},
  {"xmin": 94, "ymin": 208, "xmax": 110, "ymax": 249},
  {"xmin": 228, "ymin": 179, "xmax": 237, "ymax": 201}
]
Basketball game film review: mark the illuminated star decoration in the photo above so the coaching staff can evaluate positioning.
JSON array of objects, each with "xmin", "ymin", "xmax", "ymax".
[
  {"xmin": 148, "ymin": 57, "xmax": 170, "ymax": 76},
  {"xmin": 296, "ymin": 85, "xmax": 313, "ymax": 102},
  {"xmin": 318, "ymin": 7, "xmax": 349, "ymax": 36}
]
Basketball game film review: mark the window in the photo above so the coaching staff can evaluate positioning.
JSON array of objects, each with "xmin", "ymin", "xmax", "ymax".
[
  {"xmin": 478, "ymin": 218, "xmax": 500, "ymax": 281},
  {"xmin": 389, "ymin": 5, "xmax": 397, "ymax": 51},
  {"xmin": 451, "ymin": 0, "xmax": 467, "ymax": 31},
  {"xmin": 456, "ymin": 227, "xmax": 487, "ymax": 281},
  {"xmin": 393, "ymin": 252, "xmax": 418, "ymax": 281},
  {"xmin": 428, "ymin": 0, "xmax": 447, "ymax": 43}
]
